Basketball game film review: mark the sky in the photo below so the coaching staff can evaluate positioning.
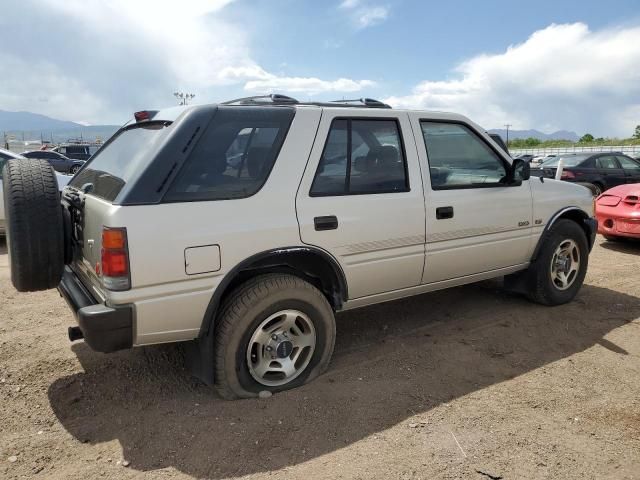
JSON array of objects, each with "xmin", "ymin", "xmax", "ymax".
[{"xmin": 1, "ymin": 0, "xmax": 640, "ymax": 136}]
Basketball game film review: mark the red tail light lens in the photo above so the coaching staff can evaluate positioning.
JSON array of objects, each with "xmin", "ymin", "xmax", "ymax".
[
  {"xmin": 101, "ymin": 227, "xmax": 130, "ymax": 290},
  {"xmin": 561, "ymin": 170, "xmax": 576, "ymax": 179}
]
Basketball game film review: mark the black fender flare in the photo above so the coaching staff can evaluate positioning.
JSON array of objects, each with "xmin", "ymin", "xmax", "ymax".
[
  {"xmin": 198, "ymin": 246, "xmax": 347, "ymax": 338},
  {"xmin": 530, "ymin": 207, "xmax": 596, "ymax": 263},
  {"xmin": 186, "ymin": 246, "xmax": 347, "ymax": 386}
]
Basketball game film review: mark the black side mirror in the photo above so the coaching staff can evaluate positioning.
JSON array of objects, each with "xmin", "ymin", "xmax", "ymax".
[{"xmin": 510, "ymin": 158, "xmax": 530, "ymax": 184}]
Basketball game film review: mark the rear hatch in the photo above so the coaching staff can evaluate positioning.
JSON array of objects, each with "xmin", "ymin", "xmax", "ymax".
[{"xmin": 63, "ymin": 120, "xmax": 174, "ymax": 296}]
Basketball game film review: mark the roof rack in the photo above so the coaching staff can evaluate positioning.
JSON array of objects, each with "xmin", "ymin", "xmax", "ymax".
[
  {"xmin": 221, "ymin": 94, "xmax": 299, "ymax": 106},
  {"xmin": 328, "ymin": 98, "xmax": 391, "ymax": 109},
  {"xmin": 220, "ymin": 94, "xmax": 392, "ymax": 109}
]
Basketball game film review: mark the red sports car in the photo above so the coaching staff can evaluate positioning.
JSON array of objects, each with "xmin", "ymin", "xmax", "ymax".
[{"xmin": 596, "ymin": 183, "xmax": 640, "ymax": 240}]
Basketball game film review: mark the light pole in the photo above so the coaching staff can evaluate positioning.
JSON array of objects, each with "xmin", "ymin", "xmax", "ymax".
[
  {"xmin": 174, "ymin": 92, "xmax": 195, "ymax": 106},
  {"xmin": 504, "ymin": 123, "xmax": 512, "ymax": 146}
]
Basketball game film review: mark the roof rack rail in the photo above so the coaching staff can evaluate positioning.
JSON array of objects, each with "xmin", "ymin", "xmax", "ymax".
[
  {"xmin": 221, "ymin": 94, "xmax": 299, "ymax": 106},
  {"xmin": 329, "ymin": 98, "xmax": 391, "ymax": 109}
]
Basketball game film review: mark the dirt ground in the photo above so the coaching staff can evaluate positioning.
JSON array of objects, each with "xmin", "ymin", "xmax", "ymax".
[{"xmin": 1, "ymin": 237, "xmax": 639, "ymax": 480}]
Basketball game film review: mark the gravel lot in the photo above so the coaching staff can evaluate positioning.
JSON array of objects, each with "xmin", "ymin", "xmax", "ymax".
[{"xmin": 1, "ymin": 237, "xmax": 639, "ymax": 479}]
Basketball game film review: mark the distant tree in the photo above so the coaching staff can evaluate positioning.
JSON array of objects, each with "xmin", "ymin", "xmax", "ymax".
[
  {"xmin": 523, "ymin": 137, "xmax": 542, "ymax": 147},
  {"xmin": 634, "ymin": 125, "xmax": 640, "ymax": 139},
  {"xmin": 579, "ymin": 133, "xmax": 594, "ymax": 143}
]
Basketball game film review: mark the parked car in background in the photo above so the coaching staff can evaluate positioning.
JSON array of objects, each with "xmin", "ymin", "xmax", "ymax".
[
  {"xmin": 595, "ymin": 183, "xmax": 640, "ymax": 240},
  {"xmin": 515, "ymin": 154, "xmax": 534, "ymax": 163},
  {"xmin": 531, "ymin": 152, "xmax": 640, "ymax": 196},
  {"xmin": 530, "ymin": 154, "xmax": 556, "ymax": 168},
  {"xmin": 51, "ymin": 144, "xmax": 99, "ymax": 161},
  {"xmin": 0, "ymin": 148, "xmax": 70, "ymax": 234},
  {"xmin": 21, "ymin": 150, "xmax": 84, "ymax": 174}
]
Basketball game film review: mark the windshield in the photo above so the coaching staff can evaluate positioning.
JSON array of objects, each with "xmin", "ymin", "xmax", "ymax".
[
  {"xmin": 541, "ymin": 155, "xmax": 589, "ymax": 167},
  {"xmin": 70, "ymin": 123, "xmax": 170, "ymax": 202}
]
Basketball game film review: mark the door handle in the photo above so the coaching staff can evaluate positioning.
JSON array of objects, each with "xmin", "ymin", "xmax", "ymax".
[
  {"xmin": 436, "ymin": 206, "xmax": 454, "ymax": 220},
  {"xmin": 314, "ymin": 215, "xmax": 338, "ymax": 231}
]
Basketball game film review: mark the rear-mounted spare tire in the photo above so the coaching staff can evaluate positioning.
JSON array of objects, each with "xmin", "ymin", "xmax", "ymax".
[{"xmin": 2, "ymin": 159, "xmax": 65, "ymax": 292}]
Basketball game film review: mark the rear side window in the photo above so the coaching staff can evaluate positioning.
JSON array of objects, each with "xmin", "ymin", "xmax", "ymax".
[
  {"xmin": 310, "ymin": 118, "xmax": 408, "ymax": 196},
  {"xmin": 596, "ymin": 156, "xmax": 619, "ymax": 169},
  {"xmin": 164, "ymin": 107, "xmax": 293, "ymax": 202},
  {"xmin": 420, "ymin": 122, "xmax": 507, "ymax": 189},
  {"xmin": 70, "ymin": 123, "xmax": 170, "ymax": 202}
]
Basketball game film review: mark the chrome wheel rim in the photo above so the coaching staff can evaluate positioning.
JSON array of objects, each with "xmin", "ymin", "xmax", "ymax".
[
  {"xmin": 246, "ymin": 309, "xmax": 316, "ymax": 387},
  {"xmin": 550, "ymin": 239, "xmax": 581, "ymax": 291}
]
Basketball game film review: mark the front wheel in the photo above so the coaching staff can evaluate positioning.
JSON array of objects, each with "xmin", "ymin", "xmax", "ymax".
[
  {"xmin": 526, "ymin": 219, "xmax": 589, "ymax": 306},
  {"xmin": 69, "ymin": 165, "xmax": 81, "ymax": 175},
  {"xmin": 214, "ymin": 274, "xmax": 336, "ymax": 399}
]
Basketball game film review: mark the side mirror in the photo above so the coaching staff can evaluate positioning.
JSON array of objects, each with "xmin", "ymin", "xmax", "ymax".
[{"xmin": 511, "ymin": 158, "xmax": 530, "ymax": 184}]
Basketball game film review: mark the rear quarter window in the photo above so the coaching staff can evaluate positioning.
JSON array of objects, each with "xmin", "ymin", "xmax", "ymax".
[{"xmin": 164, "ymin": 106, "xmax": 294, "ymax": 202}]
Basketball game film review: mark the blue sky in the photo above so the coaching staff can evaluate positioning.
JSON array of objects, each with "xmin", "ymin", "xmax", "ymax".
[{"xmin": 1, "ymin": 0, "xmax": 640, "ymax": 136}]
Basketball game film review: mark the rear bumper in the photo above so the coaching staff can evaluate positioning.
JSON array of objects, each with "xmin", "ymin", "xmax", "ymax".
[{"xmin": 58, "ymin": 266, "xmax": 133, "ymax": 353}]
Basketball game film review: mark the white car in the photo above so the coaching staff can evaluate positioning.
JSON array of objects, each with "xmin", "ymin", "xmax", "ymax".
[
  {"xmin": 2, "ymin": 95, "xmax": 596, "ymax": 398},
  {"xmin": 530, "ymin": 154, "xmax": 557, "ymax": 168},
  {"xmin": 1, "ymin": 148, "xmax": 72, "ymax": 234}
]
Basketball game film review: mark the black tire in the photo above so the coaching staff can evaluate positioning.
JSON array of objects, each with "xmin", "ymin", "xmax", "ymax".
[
  {"xmin": 214, "ymin": 274, "xmax": 336, "ymax": 399},
  {"xmin": 526, "ymin": 219, "xmax": 589, "ymax": 306},
  {"xmin": 592, "ymin": 182, "xmax": 604, "ymax": 197},
  {"xmin": 2, "ymin": 159, "xmax": 64, "ymax": 292},
  {"xmin": 69, "ymin": 165, "xmax": 81, "ymax": 175}
]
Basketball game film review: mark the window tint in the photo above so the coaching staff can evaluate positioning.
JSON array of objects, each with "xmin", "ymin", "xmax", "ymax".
[
  {"xmin": 420, "ymin": 122, "xmax": 507, "ymax": 189},
  {"xmin": 596, "ymin": 156, "xmax": 619, "ymax": 169},
  {"xmin": 617, "ymin": 156, "xmax": 640, "ymax": 169},
  {"xmin": 165, "ymin": 107, "xmax": 293, "ymax": 202},
  {"xmin": 310, "ymin": 118, "xmax": 408, "ymax": 196}
]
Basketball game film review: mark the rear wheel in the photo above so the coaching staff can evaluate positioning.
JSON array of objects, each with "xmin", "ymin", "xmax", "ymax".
[
  {"xmin": 214, "ymin": 274, "xmax": 336, "ymax": 399},
  {"xmin": 2, "ymin": 159, "xmax": 65, "ymax": 292},
  {"xmin": 69, "ymin": 165, "xmax": 81, "ymax": 175},
  {"xmin": 525, "ymin": 219, "xmax": 589, "ymax": 306}
]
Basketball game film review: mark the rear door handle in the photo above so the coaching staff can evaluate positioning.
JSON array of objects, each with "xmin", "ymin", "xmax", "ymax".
[
  {"xmin": 314, "ymin": 215, "xmax": 338, "ymax": 231},
  {"xmin": 436, "ymin": 206, "xmax": 454, "ymax": 220}
]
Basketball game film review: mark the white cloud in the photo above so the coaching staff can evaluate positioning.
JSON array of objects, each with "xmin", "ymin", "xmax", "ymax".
[
  {"xmin": 0, "ymin": 0, "xmax": 374, "ymax": 123},
  {"xmin": 340, "ymin": 0, "xmax": 389, "ymax": 29},
  {"xmin": 245, "ymin": 76, "xmax": 375, "ymax": 95},
  {"xmin": 385, "ymin": 23, "xmax": 640, "ymax": 137}
]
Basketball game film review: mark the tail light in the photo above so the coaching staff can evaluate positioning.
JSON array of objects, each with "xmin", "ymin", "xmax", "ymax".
[
  {"xmin": 101, "ymin": 227, "xmax": 130, "ymax": 291},
  {"xmin": 561, "ymin": 170, "xmax": 576, "ymax": 179}
]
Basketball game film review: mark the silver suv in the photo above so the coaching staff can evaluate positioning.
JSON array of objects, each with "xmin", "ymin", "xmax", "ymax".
[{"xmin": 2, "ymin": 95, "xmax": 596, "ymax": 399}]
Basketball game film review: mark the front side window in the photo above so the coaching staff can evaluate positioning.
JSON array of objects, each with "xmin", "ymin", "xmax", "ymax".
[
  {"xmin": 310, "ymin": 118, "xmax": 408, "ymax": 196},
  {"xmin": 165, "ymin": 107, "xmax": 293, "ymax": 202},
  {"xmin": 421, "ymin": 122, "xmax": 507, "ymax": 189},
  {"xmin": 617, "ymin": 156, "xmax": 640, "ymax": 169}
]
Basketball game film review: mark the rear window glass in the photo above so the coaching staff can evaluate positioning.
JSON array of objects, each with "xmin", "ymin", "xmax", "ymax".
[
  {"xmin": 70, "ymin": 123, "xmax": 170, "ymax": 202},
  {"xmin": 164, "ymin": 107, "xmax": 293, "ymax": 202}
]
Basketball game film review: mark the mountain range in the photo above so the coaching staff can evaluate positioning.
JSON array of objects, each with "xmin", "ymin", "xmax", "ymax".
[
  {"xmin": 488, "ymin": 128, "xmax": 579, "ymax": 142},
  {"xmin": 0, "ymin": 110, "xmax": 119, "ymax": 143},
  {"xmin": 0, "ymin": 109, "xmax": 581, "ymax": 144}
]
